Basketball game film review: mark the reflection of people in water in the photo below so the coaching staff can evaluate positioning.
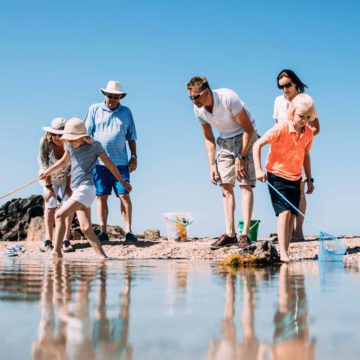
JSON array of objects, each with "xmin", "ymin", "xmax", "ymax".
[
  {"xmin": 93, "ymin": 263, "xmax": 133, "ymax": 359},
  {"xmin": 207, "ymin": 271, "xmax": 267, "ymax": 359},
  {"xmin": 32, "ymin": 260, "xmax": 133, "ymax": 359},
  {"xmin": 32, "ymin": 261, "xmax": 69, "ymax": 359},
  {"xmin": 270, "ymin": 264, "xmax": 316, "ymax": 360}
]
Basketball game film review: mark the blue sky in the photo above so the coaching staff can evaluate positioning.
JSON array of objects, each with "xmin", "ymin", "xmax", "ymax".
[{"xmin": 1, "ymin": 0, "xmax": 359, "ymax": 238}]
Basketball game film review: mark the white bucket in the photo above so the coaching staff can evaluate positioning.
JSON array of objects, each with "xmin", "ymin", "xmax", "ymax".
[{"xmin": 163, "ymin": 212, "xmax": 193, "ymax": 241}]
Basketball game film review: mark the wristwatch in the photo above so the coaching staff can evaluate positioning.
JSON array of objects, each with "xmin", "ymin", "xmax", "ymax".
[
  {"xmin": 305, "ymin": 178, "xmax": 314, "ymax": 183},
  {"xmin": 237, "ymin": 154, "xmax": 246, "ymax": 161},
  {"xmin": 131, "ymin": 154, "xmax": 137, "ymax": 160},
  {"xmin": 45, "ymin": 184, "xmax": 53, "ymax": 189}
]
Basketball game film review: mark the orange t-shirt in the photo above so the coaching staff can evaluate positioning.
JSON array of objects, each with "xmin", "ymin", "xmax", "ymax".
[{"xmin": 265, "ymin": 122, "xmax": 313, "ymax": 181}]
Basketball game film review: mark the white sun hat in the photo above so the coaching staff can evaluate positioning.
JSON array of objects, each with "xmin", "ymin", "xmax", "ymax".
[
  {"xmin": 100, "ymin": 80, "xmax": 127, "ymax": 98},
  {"xmin": 60, "ymin": 118, "xmax": 93, "ymax": 142},
  {"xmin": 42, "ymin": 117, "xmax": 66, "ymax": 134}
]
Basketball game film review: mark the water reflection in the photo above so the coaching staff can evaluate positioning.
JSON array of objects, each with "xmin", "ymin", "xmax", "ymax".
[
  {"xmin": 208, "ymin": 265, "xmax": 315, "ymax": 360},
  {"xmin": 31, "ymin": 261, "xmax": 132, "ymax": 360},
  {"xmin": 271, "ymin": 265, "xmax": 315, "ymax": 360},
  {"xmin": 0, "ymin": 259, "xmax": 359, "ymax": 359}
]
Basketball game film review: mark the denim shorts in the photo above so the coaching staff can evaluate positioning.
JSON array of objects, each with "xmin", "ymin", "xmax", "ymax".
[
  {"xmin": 267, "ymin": 172, "xmax": 301, "ymax": 216},
  {"xmin": 93, "ymin": 165, "xmax": 130, "ymax": 196},
  {"xmin": 216, "ymin": 132, "xmax": 258, "ymax": 186}
]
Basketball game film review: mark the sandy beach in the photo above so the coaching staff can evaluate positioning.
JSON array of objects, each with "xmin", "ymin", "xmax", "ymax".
[{"xmin": 2, "ymin": 236, "xmax": 360, "ymax": 263}]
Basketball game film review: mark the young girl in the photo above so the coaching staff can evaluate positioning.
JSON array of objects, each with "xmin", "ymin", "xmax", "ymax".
[
  {"xmin": 39, "ymin": 117, "xmax": 132, "ymax": 258},
  {"xmin": 274, "ymin": 69, "xmax": 320, "ymax": 241},
  {"xmin": 253, "ymin": 94, "xmax": 315, "ymax": 262},
  {"xmin": 38, "ymin": 118, "xmax": 74, "ymax": 253}
]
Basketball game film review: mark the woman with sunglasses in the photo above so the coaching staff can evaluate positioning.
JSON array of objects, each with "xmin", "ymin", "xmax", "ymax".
[
  {"xmin": 273, "ymin": 69, "xmax": 320, "ymax": 241},
  {"xmin": 38, "ymin": 118, "xmax": 74, "ymax": 252}
]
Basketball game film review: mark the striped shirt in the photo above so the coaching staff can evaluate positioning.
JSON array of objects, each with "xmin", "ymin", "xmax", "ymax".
[
  {"xmin": 65, "ymin": 141, "xmax": 104, "ymax": 189},
  {"xmin": 84, "ymin": 102, "xmax": 137, "ymax": 166}
]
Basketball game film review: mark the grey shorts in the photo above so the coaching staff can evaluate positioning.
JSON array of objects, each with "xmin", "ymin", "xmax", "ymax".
[{"xmin": 216, "ymin": 132, "xmax": 259, "ymax": 187}]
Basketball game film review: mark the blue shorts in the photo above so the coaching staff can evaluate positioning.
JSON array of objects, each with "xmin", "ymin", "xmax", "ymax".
[{"xmin": 93, "ymin": 165, "xmax": 130, "ymax": 196}]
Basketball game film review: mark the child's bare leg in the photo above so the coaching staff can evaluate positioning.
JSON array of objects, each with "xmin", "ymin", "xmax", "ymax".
[
  {"xmin": 277, "ymin": 210, "xmax": 292, "ymax": 262},
  {"xmin": 294, "ymin": 182, "xmax": 306, "ymax": 240},
  {"xmin": 64, "ymin": 213, "xmax": 74, "ymax": 241},
  {"xmin": 286, "ymin": 214, "xmax": 296, "ymax": 252},
  {"xmin": 54, "ymin": 200, "xmax": 83, "ymax": 257},
  {"xmin": 76, "ymin": 207, "xmax": 107, "ymax": 259}
]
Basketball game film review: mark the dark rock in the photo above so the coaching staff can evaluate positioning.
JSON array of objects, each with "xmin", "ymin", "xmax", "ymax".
[{"xmin": 0, "ymin": 195, "xmax": 125, "ymax": 242}]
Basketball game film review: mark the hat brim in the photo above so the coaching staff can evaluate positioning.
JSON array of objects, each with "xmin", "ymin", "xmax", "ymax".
[
  {"xmin": 61, "ymin": 133, "xmax": 93, "ymax": 142},
  {"xmin": 100, "ymin": 89, "xmax": 127, "ymax": 98},
  {"xmin": 42, "ymin": 126, "xmax": 65, "ymax": 134}
]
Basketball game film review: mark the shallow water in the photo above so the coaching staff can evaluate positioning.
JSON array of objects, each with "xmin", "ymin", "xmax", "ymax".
[{"xmin": 0, "ymin": 259, "xmax": 359, "ymax": 360}]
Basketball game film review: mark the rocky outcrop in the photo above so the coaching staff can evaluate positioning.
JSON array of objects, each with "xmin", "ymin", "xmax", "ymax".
[
  {"xmin": 222, "ymin": 240, "xmax": 280, "ymax": 267},
  {"xmin": 0, "ymin": 196, "xmax": 44, "ymax": 241},
  {"xmin": 0, "ymin": 195, "xmax": 127, "ymax": 242}
]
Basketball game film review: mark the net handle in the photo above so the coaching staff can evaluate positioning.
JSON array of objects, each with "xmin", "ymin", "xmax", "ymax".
[
  {"xmin": 0, "ymin": 179, "xmax": 38, "ymax": 200},
  {"xmin": 266, "ymin": 180, "xmax": 321, "ymax": 233}
]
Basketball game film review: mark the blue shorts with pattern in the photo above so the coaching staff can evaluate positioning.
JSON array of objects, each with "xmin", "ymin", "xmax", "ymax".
[{"xmin": 93, "ymin": 165, "xmax": 130, "ymax": 195}]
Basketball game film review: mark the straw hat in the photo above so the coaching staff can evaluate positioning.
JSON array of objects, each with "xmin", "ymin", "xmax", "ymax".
[
  {"xmin": 42, "ymin": 117, "xmax": 66, "ymax": 134},
  {"xmin": 100, "ymin": 80, "xmax": 127, "ymax": 98},
  {"xmin": 60, "ymin": 118, "xmax": 93, "ymax": 142}
]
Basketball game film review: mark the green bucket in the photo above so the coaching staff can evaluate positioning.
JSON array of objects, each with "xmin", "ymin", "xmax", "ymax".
[{"xmin": 238, "ymin": 220, "xmax": 260, "ymax": 243}]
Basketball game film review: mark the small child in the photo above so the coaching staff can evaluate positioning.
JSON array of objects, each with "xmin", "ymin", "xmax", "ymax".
[
  {"xmin": 39, "ymin": 117, "xmax": 132, "ymax": 258},
  {"xmin": 253, "ymin": 94, "xmax": 315, "ymax": 262}
]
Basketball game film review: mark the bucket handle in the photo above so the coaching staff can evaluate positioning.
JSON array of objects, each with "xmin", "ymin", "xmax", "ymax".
[
  {"xmin": 249, "ymin": 220, "xmax": 260, "ymax": 230},
  {"xmin": 238, "ymin": 220, "xmax": 259, "ymax": 234},
  {"xmin": 167, "ymin": 216, "xmax": 193, "ymax": 226}
]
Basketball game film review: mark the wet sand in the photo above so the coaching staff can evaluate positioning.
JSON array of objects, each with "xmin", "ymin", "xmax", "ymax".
[{"xmin": 1, "ymin": 236, "xmax": 360, "ymax": 262}]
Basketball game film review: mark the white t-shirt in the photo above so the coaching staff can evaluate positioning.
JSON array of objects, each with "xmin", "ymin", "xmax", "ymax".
[
  {"xmin": 194, "ymin": 88, "xmax": 256, "ymax": 139},
  {"xmin": 273, "ymin": 95, "xmax": 318, "ymax": 124}
]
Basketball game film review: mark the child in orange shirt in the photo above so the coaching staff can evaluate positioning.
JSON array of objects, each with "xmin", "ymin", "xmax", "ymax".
[{"xmin": 253, "ymin": 94, "xmax": 315, "ymax": 262}]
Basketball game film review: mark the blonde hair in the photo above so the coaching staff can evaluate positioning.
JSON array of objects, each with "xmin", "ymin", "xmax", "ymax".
[
  {"xmin": 41, "ymin": 132, "xmax": 56, "ymax": 144},
  {"xmin": 289, "ymin": 93, "xmax": 315, "ymax": 120}
]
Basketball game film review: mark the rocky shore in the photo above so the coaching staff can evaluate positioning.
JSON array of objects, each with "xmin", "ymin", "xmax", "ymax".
[
  {"xmin": 1, "ymin": 236, "xmax": 360, "ymax": 263},
  {"xmin": 1, "ymin": 196, "xmax": 359, "ymax": 263}
]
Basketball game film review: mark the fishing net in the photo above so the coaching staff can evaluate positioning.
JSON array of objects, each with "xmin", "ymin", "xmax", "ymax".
[{"xmin": 318, "ymin": 231, "xmax": 347, "ymax": 262}]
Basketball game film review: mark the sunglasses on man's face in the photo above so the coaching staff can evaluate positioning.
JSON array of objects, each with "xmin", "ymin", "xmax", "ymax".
[
  {"xmin": 106, "ymin": 94, "xmax": 121, "ymax": 100},
  {"xmin": 278, "ymin": 82, "xmax": 293, "ymax": 90},
  {"xmin": 51, "ymin": 133, "xmax": 62, "ymax": 137},
  {"xmin": 189, "ymin": 89, "xmax": 207, "ymax": 101}
]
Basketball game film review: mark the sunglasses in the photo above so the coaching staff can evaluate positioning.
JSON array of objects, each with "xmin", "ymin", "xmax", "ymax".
[
  {"xmin": 51, "ymin": 133, "xmax": 62, "ymax": 137},
  {"xmin": 278, "ymin": 82, "xmax": 293, "ymax": 90},
  {"xmin": 105, "ymin": 93, "xmax": 122, "ymax": 100},
  {"xmin": 189, "ymin": 89, "xmax": 207, "ymax": 101}
]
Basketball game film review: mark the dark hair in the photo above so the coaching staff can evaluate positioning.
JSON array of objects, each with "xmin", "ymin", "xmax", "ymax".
[
  {"xmin": 276, "ymin": 69, "xmax": 308, "ymax": 93},
  {"xmin": 186, "ymin": 76, "xmax": 210, "ymax": 91}
]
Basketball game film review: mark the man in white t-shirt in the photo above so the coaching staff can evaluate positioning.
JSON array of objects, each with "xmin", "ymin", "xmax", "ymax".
[{"xmin": 186, "ymin": 76, "xmax": 258, "ymax": 249}]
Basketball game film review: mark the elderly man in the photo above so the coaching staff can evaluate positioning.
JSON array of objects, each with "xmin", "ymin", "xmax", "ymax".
[
  {"xmin": 85, "ymin": 80, "xmax": 137, "ymax": 243},
  {"xmin": 186, "ymin": 76, "xmax": 258, "ymax": 249}
]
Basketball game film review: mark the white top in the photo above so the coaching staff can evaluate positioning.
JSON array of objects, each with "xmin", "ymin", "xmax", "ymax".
[
  {"xmin": 194, "ymin": 88, "xmax": 256, "ymax": 139},
  {"xmin": 273, "ymin": 95, "xmax": 318, "ymax": 124}
]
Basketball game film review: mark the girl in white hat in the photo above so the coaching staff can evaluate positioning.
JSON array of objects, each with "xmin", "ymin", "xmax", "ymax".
[
  {"xmin": 39, "ymin": 118, "xmax": 74, "ymax": 253},
  {"xmin": 39, "ymin": 118, "xmax": 132, "ymax": 259}
]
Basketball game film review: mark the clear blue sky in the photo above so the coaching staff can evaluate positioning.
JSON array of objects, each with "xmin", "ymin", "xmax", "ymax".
[{"xmin": 1, "ymin": 0, "xmax": 359, "ymax": 238}]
